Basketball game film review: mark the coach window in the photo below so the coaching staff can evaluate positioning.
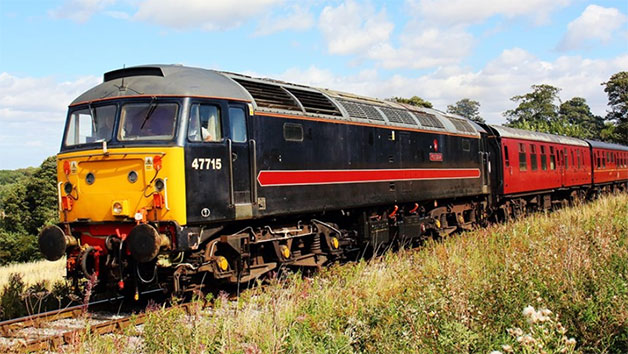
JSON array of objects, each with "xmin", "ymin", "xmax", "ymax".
[
  {"xmin": 540, "ymin": 146, "xmax": 547, "ymax": 170},
  {"xmin": 229, "ymin": 107, "xmax": 247, "ymax": 143},
  {"xmin": 530, "ymin": 144, "xmax": 538, "ymax": 171},
  {"xmin": 603, "ymin": 152, "xmax": 606, "ymax": 169},
  {"xmin": 564, "ymin": 149, "xmax": 568, "ymax": 170},
  {"xmin": 576, "ymin": 150, "xmax": 581, "ymax": 169},
  {"xmin": 518, "ymin": 143, "xmax": 527, "ymax": 171},
  {"xmin": 504, "ymin": 146, "xmax": 510, "ymax": 167},
  {"xmin": 188, "ymin": 104, "xmax": 222, "ymax": 142},
  {"xmin": 549, "ymin": 147, "xmax": 556, "ymax": 170}
]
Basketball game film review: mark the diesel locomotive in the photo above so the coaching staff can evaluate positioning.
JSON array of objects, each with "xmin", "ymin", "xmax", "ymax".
[{"xmin": 38, "ymin": 65, "xmax": 628, "ymax": 296}]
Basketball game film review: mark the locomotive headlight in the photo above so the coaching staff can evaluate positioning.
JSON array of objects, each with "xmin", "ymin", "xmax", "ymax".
[
  {"xmin": 112, "ymin": 200, "xmax": 129, "ymax": 216},
  {"xmin": 112, "ymin": 202, "xmax": 123, "ymax": 215},
  {"xmin": 128, "ymin": 170, "xmax": 138, "ymax": 183},
  {"xmin": 85, "ymin": 172, "xmax": 95, "ymax": 185},
  {"xmin": 154, "ymin": 178, "xmax": 165, "ymax": 192},
  {"xmin": 63, "ymin": 182, "xmax": 73, "ymax": 195}
]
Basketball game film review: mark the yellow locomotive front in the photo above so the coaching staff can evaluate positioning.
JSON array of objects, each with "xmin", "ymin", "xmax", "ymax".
[{"xmin": 39, "ymin": 97, "xmax": 188, "ymax": 294}]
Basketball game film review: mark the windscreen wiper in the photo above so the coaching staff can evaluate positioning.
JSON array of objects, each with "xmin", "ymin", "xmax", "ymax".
[{"xmin": 140, "ymin": 97, "xmax": 158, "ymax": 130}]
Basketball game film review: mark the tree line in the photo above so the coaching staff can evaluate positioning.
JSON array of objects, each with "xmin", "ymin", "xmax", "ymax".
[
  {"xmin": 0, "ymin": 157, "xmax": 57, "ymax": 265},
  {"xmin": 394, "ymin": 71, "xmax": 628, "ymax": 144}
]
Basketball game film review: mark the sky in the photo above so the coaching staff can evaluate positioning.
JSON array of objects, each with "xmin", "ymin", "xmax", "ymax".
[{"xmin": 0, "ymin": 0, "xmax": 627, "ymax": 170}]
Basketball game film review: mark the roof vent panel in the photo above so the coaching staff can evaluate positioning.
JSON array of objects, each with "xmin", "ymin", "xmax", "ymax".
[
  {"xmin": 284, "ymin": 88, "xmax": 342, "ymax": 116},
  {"xmin": 413, "ymin": 112, "xmax": 445, "ymax": 129},
  {"xmin": 232, "ymin": 78, "xmax": 301, "ymax": 111}
]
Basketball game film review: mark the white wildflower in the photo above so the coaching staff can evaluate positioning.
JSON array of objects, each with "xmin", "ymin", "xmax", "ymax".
[
  {"xmin": 522, "ymin": 305, "xmax": 536, "ymax": 318},
  {"xmin": 566, "ymin": 337, "xmax": 576, "ymax": 346},
  {"xmin": 501, "ymin": 344, "xmax": 513, "ymax": 352},
  {"xmin": 490, "ymin": 351, "xmax": 503, "ymax": 354}
]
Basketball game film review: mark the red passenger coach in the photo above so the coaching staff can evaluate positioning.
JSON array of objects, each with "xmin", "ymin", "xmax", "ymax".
[
  {"xmin": 490, "ymin": 126, "xmax": 591, "ymax": 196},
  {"xmin": 586, "ymin": 140, "xmax": 628, "ymax": 190}
]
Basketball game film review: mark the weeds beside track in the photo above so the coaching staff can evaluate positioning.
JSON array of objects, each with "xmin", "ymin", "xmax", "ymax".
[{"xmin": 60, "ymin": 194, "xmax": 628, "ymax": 353}]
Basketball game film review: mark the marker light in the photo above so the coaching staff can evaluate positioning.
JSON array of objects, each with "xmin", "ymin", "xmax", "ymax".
[
  {"xmin": 154, "ymin": 178, "xmax": 165, "ymax": 191},
  {"xmin": 64, "ymin": 182, "xmax": 73, "ymax": 195},
  {"xmin": 63, "ymin": 161, "xmax": 71, "ymax": 175},
  {"xmin": 153, "ymin": 155, "xmax": 162, "ymax": 171}
]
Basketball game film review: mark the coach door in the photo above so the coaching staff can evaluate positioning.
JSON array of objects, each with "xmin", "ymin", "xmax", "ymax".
[
  {"xmin": 227, "ymin": 103, "xmax": 254, "ymax": 220},
  {"xmin": 559, "ymin": 148, "xmax": 566, "ymax": 187}
]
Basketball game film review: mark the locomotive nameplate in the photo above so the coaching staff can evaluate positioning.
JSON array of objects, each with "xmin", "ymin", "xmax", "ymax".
[{"xmin": 429, "ymin": 153, "xmax": 443, "ymax": 162}]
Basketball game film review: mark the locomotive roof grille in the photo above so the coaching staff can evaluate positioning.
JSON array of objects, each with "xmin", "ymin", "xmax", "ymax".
[
  {"xmin": 104, "ymin": 67, "xmax": 164, "ymax": 82},
  {"xmin": 232, "ymin": 78, "xmax": 301, "ymax": 111},
  {"xmin": 360, "ymin": 104, "xmax": 385, "ymax": 121},
  {"xmin": 336, "ymin": 99, "xmax": 385, "ymax": 122},
  {"xmin": 413, "ymin": 111, "xmax": 445, "ymax": 128},
  {"xmin": 284, "ymin": 87, "xmax": 342, "ymax": 116},
  {"xmin": 448, "ymin": 118, "xmax": 475, "ymax": 133},
  {"xmin": 379, "ymin": 107, "xmax": 417, "ymax": 126}
]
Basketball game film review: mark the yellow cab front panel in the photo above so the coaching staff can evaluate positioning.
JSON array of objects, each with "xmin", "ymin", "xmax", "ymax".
[{"xmin": 56, "ymin": 146, "xmax": 186, "ymax": 226}]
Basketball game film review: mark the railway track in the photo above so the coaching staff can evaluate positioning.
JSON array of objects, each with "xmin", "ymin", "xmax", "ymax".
[{"xmin": 0, "ymin": 290, "xmax": 202, "ymax": 353}]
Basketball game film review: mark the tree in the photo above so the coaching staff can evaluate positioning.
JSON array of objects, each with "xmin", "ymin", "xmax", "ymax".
[
  {"xmin": 0, "ymin": 156, "xmax": 57, "ymax": 236},
  {"xmin": 558, "ymin": 97, "xmax": 605, "ymax": 139},
  {"xmin": 602, "ymin": 71, "xmax": 628, "ymax": 143},
  {"xmin": 447, "ymin": 98, "xmax": 485, "ymax": 124},
  {"xmin": 0, "ymin": 183, "xmax": 31, "ymax": 234},
  {"xmin": 504, "ymin": 84, "xmax": 561, "ymax": 127},
  {"xmin": 24, "ymin": 156, "xmax": 58, "ymax": 234},
  {"xmin": 392, "ymin": 96, "xmax": 433, "ymax": 108}
]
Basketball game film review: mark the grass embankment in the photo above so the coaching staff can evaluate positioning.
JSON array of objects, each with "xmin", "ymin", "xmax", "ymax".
[{"xmin": 72, "ymin": 195, "xmax": 628, "ymax": 352}]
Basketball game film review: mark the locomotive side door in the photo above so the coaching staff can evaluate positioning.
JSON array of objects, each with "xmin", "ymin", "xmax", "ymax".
[
  {"xmin": 185, "ymin": 100, "xmax": 232, "ymax": 223},
  {"xmin": 226, "ymin": 103, "xmax": 254, "ymax": 220}
]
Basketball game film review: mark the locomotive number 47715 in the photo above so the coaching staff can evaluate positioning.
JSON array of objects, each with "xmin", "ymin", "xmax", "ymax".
[{"xmin": 191, "ymin": 158, "xmax": 222, "ymax": 170}]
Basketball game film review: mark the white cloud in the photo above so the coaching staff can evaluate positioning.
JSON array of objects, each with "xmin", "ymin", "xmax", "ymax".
[
  {"xmin": 254, "ymin": 4, "xmax": 315, "ymax": 36},
  {"xmin": 558, "ymin": 5, "xmax": 627, "ymax": 51},
  {"xmin": 318, "ymin": 0, "xmax": 394, "ymax": 55},
  {"xmin": 0, "ymin": 73, "xmax": 100, "ymax": 168},
  {"xmin": 272, "ymin": 50, "xmax": 628, "ymax": 125},
  {"xmin": 49, "ymin": 0, "xmax": 117, "ymax": 23},
  {"xmin": 318, "ymin": 1, "xmax": 471, "ymax": 69},
  {"xmin": 133, "ymin": 0, "xmax": 284, "ymax": 31},
  {"xmin": 406, "ymin": 0, "xmax": 572, "ymax": 25},
  {"xmin": 368, "ymin": 25, "xmax": 473, "ymax": 69}
]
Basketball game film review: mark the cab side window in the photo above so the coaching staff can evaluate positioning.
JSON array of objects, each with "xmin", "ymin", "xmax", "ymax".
[
  {"xmin": 188, "ymin": 104, "xmax": 222, "ymax": 142},
  {"xmin": 229, "ymin": 107, "xmax": 247, "ymax": 143}
]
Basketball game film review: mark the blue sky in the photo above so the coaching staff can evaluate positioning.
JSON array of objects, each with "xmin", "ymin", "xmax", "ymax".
[{"xmin": 1, "ymin": 0, "xmax": 627, "ymax": 169}]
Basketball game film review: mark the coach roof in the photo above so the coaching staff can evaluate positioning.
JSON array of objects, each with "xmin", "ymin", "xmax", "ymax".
[
  {"xmin": 586, "ymin": 139, "xmax": 628, "ymax": 152},
  {"xmin": 490, "ymin": 125, "xmax": 589, "ymax": 147}
]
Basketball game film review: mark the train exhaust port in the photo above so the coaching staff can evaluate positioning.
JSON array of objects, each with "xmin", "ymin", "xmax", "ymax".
[
  {"xmin": 38, "ymin": 225, "xmax": 77, "ymax": 261},
  {"xmin": 126, "ymin": 224, "xmax": 171, "ymax": 263}
]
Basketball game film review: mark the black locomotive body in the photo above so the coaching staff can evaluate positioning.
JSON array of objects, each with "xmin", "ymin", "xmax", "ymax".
[{"xmin": 37, "ymin": 65, "xmax": 626, "ymax": 296}]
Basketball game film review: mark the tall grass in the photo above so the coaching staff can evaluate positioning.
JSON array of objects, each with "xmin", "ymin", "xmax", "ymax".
[
  {"xmin": 0, "ymin": 258, "xmax": 65, "ymax": 290},
  {"xmin": 72, "ymin": 194, "xmax": 628, "ymax": 353}
]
